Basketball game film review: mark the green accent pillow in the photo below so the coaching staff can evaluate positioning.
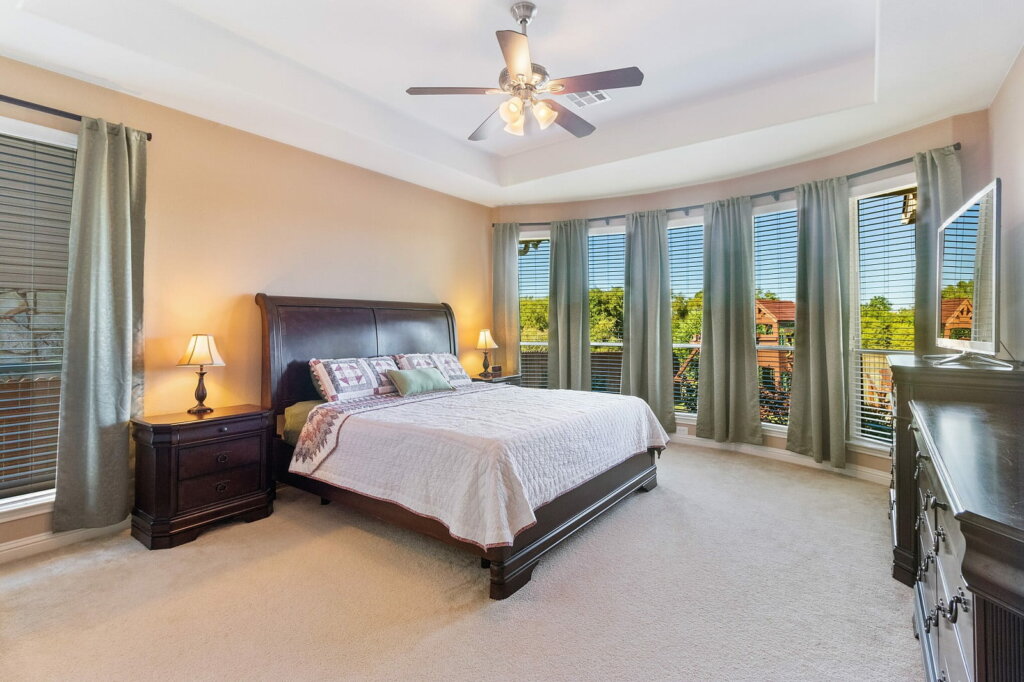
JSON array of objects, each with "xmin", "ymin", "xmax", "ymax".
[
  {"xmin": 386, "ymin": 367, "xmax": 454, "ymax": 396},
  {"xmin": 283, "ymin": 400, "xmax": 323, "ymax": 446}
]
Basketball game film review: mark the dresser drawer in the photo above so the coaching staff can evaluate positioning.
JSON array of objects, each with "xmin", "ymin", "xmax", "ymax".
[
  {"xmin": 177, "ymin": 464, "xmax": 261, "ymax": 512},
  {"xmin": 176, "ymin": 416, "xmax": 267, "ymax": 445},
  {"xmin": 178, "ymin": 436, "xmax": 262, "ymax": 480},
  {"xmin": 936, "ymin": 559, "xmax": 974, "ymax": 682}
]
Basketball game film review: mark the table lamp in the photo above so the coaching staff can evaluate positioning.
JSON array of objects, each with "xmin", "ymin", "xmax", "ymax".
[
  {"xmin": 177, "ymin": 334, "xmax": 225, "ymax": 415},
  {"xmin": 476, "ymin": 329, "xmax": 498, "ymax": 377}
]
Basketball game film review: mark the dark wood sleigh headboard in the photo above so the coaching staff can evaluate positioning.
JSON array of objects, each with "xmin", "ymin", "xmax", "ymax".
[{"xmin": 255, "ymin": 294, "xmax": 457, "ymax": 418}]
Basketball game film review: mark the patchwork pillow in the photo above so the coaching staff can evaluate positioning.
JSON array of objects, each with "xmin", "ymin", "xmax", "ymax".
[
  {"xmin": 429, "ymin": 353, "xmax": 472, "ymax": 386},
  {"xmin": 394, "ymin": 353, "xmax": 437, "ymax": 371},
  {"xmin": 363, "ymin": 355, "xmax": 400, "ymax": 395},
  {"xmin": 309, "ymin": 358, "xmax": 377, "ymax": 402}
]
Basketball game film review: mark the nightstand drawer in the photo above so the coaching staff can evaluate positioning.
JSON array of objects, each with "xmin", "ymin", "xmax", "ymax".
[
  {"xmin": 177, "ymin": 416, "xmax": 267, "ymax": 445},
  {"xmin": 178, "ymin": 436, "xmax": 262, "ymax": 480},
  {"xmin": 177, "ymin": 464, "xmax": 261, "ymax": 512}
]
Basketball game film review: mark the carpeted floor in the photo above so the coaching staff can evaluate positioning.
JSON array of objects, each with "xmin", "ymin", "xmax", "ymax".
[{"xmin": 0, "ymin": 444, "xmax": 921, "ymax": 681}]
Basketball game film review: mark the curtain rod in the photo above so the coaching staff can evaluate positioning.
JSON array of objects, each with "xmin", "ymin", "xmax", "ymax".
[
  {"xmin": 507, "ymin": 142, "xmax": 959, "ymax": 228},
  {"xmin": 0, "ymin": 93, "xmax": 154, "ymax": 141}
]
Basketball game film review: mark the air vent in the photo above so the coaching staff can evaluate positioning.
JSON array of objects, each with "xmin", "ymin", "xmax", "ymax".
[{"xmin": 565, "ymin": 90, "xmax": 611, "ymax": 109}]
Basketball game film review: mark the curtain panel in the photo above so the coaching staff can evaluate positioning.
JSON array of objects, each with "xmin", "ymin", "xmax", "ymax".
[
  {"xmin": 913, "ymin": 146, "xmax": 963, "ymax": 356},
  {"xmin": 491, "ymin": 223, "xmax": 521, "ymax": 374},
  {"xmin": 548, "ymin": 219, "xmax": 590, "ymax": 390},
  {"xmin": 696, "ymin": 197, "xmax": 761, "ymax": 444},
  {"xmin": 622, "ymin": 210, "xmax": 675, "ymax": 432},
  {"xmin": 53, "ymin": 119, "xmax": 147, "ymax": 532},
  {"xmin": 786, "ymin": 177, "xmax": 851, "ymax": 466}
]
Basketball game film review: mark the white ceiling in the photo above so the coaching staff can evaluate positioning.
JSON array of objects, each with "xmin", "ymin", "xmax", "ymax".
[{"xmin": 0, "ymin": 0, "xmax": 1021, "ymax": 206}]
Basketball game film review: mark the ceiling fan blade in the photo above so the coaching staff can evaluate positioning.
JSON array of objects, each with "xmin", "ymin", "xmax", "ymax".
[
  {"xmin": 406, "ymin": 87, "xmax": 503, "ymax": 95},
  {"xmin": 545, "ymin": 100, "xmax": 596, "ymax": 138},
  {"xmin": 468, "ymin": 108, "xmax": 505, "ymax": 141},
  {"xmin": 496, "ymin": 30, "xmax": 533, "ymax": 82},
  {"xmin": 548, "ymin": 67, "xmax": 644, "ymax": 94}
]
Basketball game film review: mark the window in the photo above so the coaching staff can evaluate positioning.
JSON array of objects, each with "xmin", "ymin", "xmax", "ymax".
[
  {"xmin": 754, "ymin": 210, "xmax": 798, "ymax": 425},
  {"xmin": 668, "ymin": 224, "xmax": 703, "ymax": 413},
  {"xmin": 588, "ymin": 232, "xmax": 624, "ymax": 393},
  {"xmin": 0, "ymin": 132, "xmax": 75, "ymax": 500},
  {"xmin": 851, "ymin": 188, "xmax": 917, "ymax": 442},
  {"xmin": 518, "ymin": 238, "xmax": 550, "ymax": 388}
]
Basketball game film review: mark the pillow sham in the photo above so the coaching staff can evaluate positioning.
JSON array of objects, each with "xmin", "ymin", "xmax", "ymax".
[
  {"xmin": 363, "ymin": 355, "xmax": 400, "ymax": 395},
  {"xmin": 309, "ymin": 358, "xmax": 377, "ymax": 402},
  {"xmin": 386, "ymin": 367, "xmax": 454, "ymax": 397},
  {"xmin": 429, "ymin": 353, "xmax": 472, "ymax": 386},
  {"xmin": 394, "ymin": 353, "xmax": 437, "ymax": 371}
]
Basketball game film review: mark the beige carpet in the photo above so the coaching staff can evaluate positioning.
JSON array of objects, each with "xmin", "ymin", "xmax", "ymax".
[{"xmin": 0, "ymin": 444, "xmax": 920, "ymax": 681}]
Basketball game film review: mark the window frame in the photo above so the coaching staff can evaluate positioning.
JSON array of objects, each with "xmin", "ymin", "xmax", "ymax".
[{"xmin": 0, "ymin": 115, "xmax": 77, "ymax": 512}]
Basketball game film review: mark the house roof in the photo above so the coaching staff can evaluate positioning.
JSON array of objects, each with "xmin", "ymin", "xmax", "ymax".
[
  {"xmin": 757, "ymin": 299, "xmax": 796, "ymax": 323},
  {"xmin": 941, "ymin": 297, "xmax": 972, "ymax": 322}
]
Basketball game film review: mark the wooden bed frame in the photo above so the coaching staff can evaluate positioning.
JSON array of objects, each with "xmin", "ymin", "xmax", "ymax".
[{"xmin": 255, "ymin": 293, "xmax": 660, "ymax": 599}]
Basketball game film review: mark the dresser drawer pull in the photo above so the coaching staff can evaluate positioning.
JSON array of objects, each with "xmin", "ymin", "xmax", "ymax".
[
  {"xmin": 908, "ymin": 422, "xmax": 919, "ymax": 433},
  {"xmin": 917, "ymin": 551, "xmax": 934, "ymax": 580},
  {"xmin": 922, "ymin": 491, "xmax": 934, "ymax": 513},
  {"xmin": 925, "ymin": 605, "xmax": 940, "ymax": 633},
  {"xmin": 914, "ymin": 512, "xmax": 924, "ymax": 531},
  {"xmin": 915, "ymin": 451, "xmax": 930, "ymax": 463},
  {"xmin": 218, "ymin": 426, "xmax": 229, "ymax": 433},
  {"xmin": 215, "ymin": 481, "xmax": 229, "ymax": 493},
  {"xmin": 913, "ymin": 463, "xmax": 922, "ymax": 482},
  {"xmin": 929, "ymin": 496, "xmax": 948, "ymax": 512},
  {"xmin": 216, "ymin": 453, "xmax": 229, "ymax": 464},
  {"xmin": 932, "ymin": 526, "xmax": 946, "ymax": 553}
]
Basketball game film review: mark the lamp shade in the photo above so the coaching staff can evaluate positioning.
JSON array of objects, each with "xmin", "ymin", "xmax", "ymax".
[
  {"xmin": 177, "ymin": 334, "xmax": 225, "ymax": 367},
  {"xmin": 476, "ymin": 329, "xmax": 498, "ymax": 350}
]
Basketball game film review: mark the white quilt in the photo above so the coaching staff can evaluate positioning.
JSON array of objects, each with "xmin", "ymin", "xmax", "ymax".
[{"xmin": 290, "ymin": 383, "xmax": 669, "ymax": 548}]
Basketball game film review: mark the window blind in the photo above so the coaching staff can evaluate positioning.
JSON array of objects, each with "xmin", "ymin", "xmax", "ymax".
[
  {"xmin": 0, "ymin": 132, "xmax": 74, "ymax": 500},
  {"xmin": 518, "ymin": 238, "xmax": 550, "ymax": 388},
  {"xmin": 668, "ymin": 225, "xmax": 703, "ymax": 413},
  {"xmin": 852, "ymin": 189, "xmax": 916, "ymax": 442},
  {"xmin": 753, "ymin": 210, "xmax": 798, "ymax": 426},
  {"xmin": 588, "ymin": 232, "xmax": 624, "ymax": 394}
]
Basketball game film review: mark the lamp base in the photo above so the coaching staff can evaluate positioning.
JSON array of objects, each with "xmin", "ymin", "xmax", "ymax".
[
  {"xmin": 187, "ymin": 404, "xmax": 214, "ymax": 415},
  {"xmin": 188, "ymin": 368, "xmax": 213, "ymax": 415}
]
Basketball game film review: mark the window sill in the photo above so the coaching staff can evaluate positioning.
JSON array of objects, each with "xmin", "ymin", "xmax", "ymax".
[{"xmin": 0, "ymin": 489, "xmax": 55, "ymax": 524}]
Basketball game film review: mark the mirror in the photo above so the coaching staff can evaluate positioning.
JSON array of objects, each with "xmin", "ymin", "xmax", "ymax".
[{"xmin": 936, "ymin": 179, "xmax": 1000, "ymax": 358}]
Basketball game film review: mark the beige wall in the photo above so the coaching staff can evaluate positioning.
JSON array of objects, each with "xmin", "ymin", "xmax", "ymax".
[
  {"xmin": 990, "ymin": 47, "xmax": 1024, "ymax": 359},
  {"xmin": 0, "ymin": 57, "xmax": 493, "ymax": 418},
  {"xmin": 492, "ymin": 111, "xmax": 991, "ymax": 224}
]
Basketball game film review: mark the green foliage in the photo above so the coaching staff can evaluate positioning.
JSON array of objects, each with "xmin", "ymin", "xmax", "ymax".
[
  {"xmin": 756, "ymin": 288, "xmax": 779, "ymax": 300},
  {"xmin": 941, "ymin": 280, "xmax": 974, "ymax": 299},
  {"xmin": 859, "ymin": 295, "xmax": 914, "ymax": 351},
  {"xmin": 672, "ymin": 290, "xmax": 703, "ymax": 343},
  {"xmin": 589, "ymin": 288, "xmax": 624, "ymax": 344}
]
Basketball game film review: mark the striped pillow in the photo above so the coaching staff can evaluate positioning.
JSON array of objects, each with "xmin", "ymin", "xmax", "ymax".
[{"xmin": 309, "ymin": 358, "xmax": 377, "ymax": 402}]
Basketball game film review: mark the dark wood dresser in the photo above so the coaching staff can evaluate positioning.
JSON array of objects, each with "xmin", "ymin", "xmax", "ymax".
[
  {"xmin": 131, "ymin": 404, "xmax": 274, "ymax": 548},
  {"xmin": 889, "ymin": 357, "xmax": 1024, "ymax": 681}
]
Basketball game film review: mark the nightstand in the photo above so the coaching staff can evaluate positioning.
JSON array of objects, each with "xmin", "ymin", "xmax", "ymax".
[
  {"xmin": 472, "ymin": 373, "xmax": 522, "ymax": 386},
  {"xmin": 131, "ymin": 404, "xmax": 274, "ymax": 549}
]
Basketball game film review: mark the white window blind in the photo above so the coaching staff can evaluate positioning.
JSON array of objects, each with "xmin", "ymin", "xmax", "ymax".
[
  {"xmin": 0, "ymin": 132, "xmax": 75, "ymax": 499},
  {"xmin": 852, "ymin": 188, "xmax": 916, "ymax": 443},
  {"xmin": 753, "ymin": 210, "xmax": 798, "ymax": 426},
  {"xmin": 669, "ymin": 225, "xmax": 703, "ymax": 413},
  {"xmin": 588, "ymin": 232, "xmax": 624, "ymax": 394},
  {"xmin": 518, "ymin": 238, "xmax": 550, "ymax": 388}
]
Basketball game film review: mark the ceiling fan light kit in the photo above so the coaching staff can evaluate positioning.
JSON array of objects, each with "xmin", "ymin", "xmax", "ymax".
[{"xmin": 406, "ymin": 1, "xmax": 644, "ymax": 141}]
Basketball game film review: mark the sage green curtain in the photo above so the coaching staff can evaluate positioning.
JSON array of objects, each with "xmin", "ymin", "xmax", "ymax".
[
  {"xmin": 622, "ymin": 210, "xmax": 675, "ymax": 432},
  {"xmin": 492, "ymin": 223, "xmax": 521, "ymax": 374},
  {"xmin": 786, "ymin": 178, "xmax": 851, "ymax": 466},
  {"xmin": 53, "ymin": 119, "xmax": 147, "ymax": 532},
  {"xmin": 548, "ymin": 219, "xmax": 590, "ymax": 390},
  {"xmin": 914, "ymin": 146, "xmax": 963, "ymax": 355},
  {"xmin": 696, "ymin": 197, "xmax": 761, "ymax": 444}
]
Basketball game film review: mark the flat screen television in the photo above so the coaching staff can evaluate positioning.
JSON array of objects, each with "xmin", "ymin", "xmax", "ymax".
[{"xmin": 931, "ymin": 178, "xmax": 1010, "ymax": 366}]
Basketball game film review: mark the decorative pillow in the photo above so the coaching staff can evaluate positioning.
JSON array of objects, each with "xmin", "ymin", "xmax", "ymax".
[
  {"xmin": 394, "ymin": 353, "xmax": 437, "ymax": 371},
  {"xmin": 429, "ymin": 353, "xmax": 472, "ymax": 386},
  {"xmin": 386, "ymin": 368, "xmax": 454, "ymax": 397},
  {"xmin": 363, "ymin": 355, "xmax": 400, "ymax": 394},
  {"xmin": 309, "ymin": 358, "xmax": 377, "ymax": 402}
]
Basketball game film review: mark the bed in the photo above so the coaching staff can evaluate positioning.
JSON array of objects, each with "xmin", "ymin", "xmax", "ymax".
[{"xmin": 256, "ymin": 293, "xmax": 665, "ymax": 599}]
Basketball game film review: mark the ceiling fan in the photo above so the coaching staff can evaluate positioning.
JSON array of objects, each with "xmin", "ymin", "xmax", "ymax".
[{"xmin": 406, "ymin": 2, "xmax": 644, "ymax": 141}]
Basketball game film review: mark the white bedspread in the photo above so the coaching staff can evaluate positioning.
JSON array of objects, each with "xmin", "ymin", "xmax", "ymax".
[{"xmin": 290, "ymin": 384, "xmax": 668, "ymax": 548}]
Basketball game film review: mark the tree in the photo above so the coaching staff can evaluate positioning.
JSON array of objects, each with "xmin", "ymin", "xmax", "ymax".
[
  {"xmin": 756, "ymin": 288, "xmax": 779, "ymax": 300},
  {"xmin": 589, "ymin": 287, "xmax": 624, "ymax": 344},
  {"xmin": 672, "ymin": 290, "xmax": 703, "ymax": 343},
  {"xmin": 941, "ymin": 280, "xmax": 974, "ymax": 299}
]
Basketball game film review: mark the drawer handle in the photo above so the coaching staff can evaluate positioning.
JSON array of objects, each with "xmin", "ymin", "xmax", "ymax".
[
  {"xmin": 930, "ymin": 496, "xmax": 948, "ymax": 512},
  {"xmin": 215, "ymin": 481, "xmax": 229, "ymax": 493},
  {"xmin": 915, "ymin": 451, "xmax": 930, "ymax": 463},
  {"xmin": 917, "ymin": 551, "xmax": 934, "ymax": 580},
  {"xmin": 914, "ymin": 512, "xmax": 924, "ymax": 531},
  {"xmin": 908, "ymin": 422, "xmax": 919, "ymax": 432},
  {"xmin": 216, "ymin": 453, "xmax": 229, "ymax": 464},
  {"xmin": 932, "ymin": 526, "xmax": 946, "ymax": 553},
  {"xmin": 922, "ymin": 491, "xmax": 933, "ymax": 513},
  {"xmin": 218, "ymin": 426, "xmax": 229, "ymax": 433},
  {"xmin": 913, "ymin": 463, "xmax": 922, "ymax": 482}
]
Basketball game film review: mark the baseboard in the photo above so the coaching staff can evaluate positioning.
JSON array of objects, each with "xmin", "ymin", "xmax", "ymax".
[
  {"xmin": 0, "ymin": 518, "xmax": 129, "ymax": 566},
  {"xmin": 669, "ymin": 433, "xmax": 891, "ymax": 486}
]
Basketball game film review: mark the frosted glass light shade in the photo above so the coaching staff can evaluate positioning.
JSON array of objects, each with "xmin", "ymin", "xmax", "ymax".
[
  {"xmin": 499, "ymin": 96, "xmax": 524, "ymax": 124},
  {"xmin": 532, "ymin": 100, "xmax": 558, "ymax": 130},
  {"xmin": 476, "ymin": 329, "xmax": 498, "ymax": 350},
  {"xmin": 177, "ymin": 334, "xmax": 225, "ymax": 367},
  {"xmin": 503, "ymin": 114, "xmax": 525, "ymax": 136}
]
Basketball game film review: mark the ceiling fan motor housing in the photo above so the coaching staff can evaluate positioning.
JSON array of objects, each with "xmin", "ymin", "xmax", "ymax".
[{"xmin": 499, "ymin": 63, "xmax": 549, "ymax": 95}]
